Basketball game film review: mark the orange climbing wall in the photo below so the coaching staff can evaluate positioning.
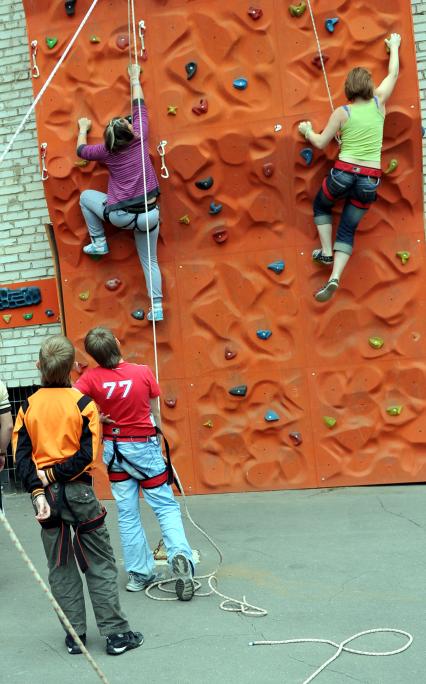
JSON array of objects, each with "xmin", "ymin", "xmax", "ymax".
[{"xmin": 23, "ymin": 0, "xmax": 425, "ymax": 496}]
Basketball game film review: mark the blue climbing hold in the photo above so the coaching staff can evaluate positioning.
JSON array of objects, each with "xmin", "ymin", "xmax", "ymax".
[
  {"xmin": 265, "ymin": 410, "xmax": 279, "ymax": 422},
  {"xmin": 195, "ymin": 176, "xmax": 214, "ymax": 190},
  {"xmin": 209, "ymin": 202, "xmax": 223, "ymax": 215},
  {"xmin": 325, "ymin": 17, "xmax": 339, "ymax": 33},
  {"xmin": 267, "ymin": 260, "xmax": 285, "ymax": 274},
  {"xmin": 300, "ymin": 148, "xmax": 313, "ymax": 165},
  {"xmin": 257, "ymin": 329, "xmax": 272, "ymax": 340},
  {"xmin": 131, "ymin": 309, "xmax": 145, "ymax": 320},
  {"xmin": 422, "ymin": 126, "xmax": 425, "ymax": 138},
  {"xmin": 229, "ymin": 385, "xmax": 248, "ymax": 397},
  {"xmin": 233, "ymin": 78, "xmax": 248, "ymax": 90}
]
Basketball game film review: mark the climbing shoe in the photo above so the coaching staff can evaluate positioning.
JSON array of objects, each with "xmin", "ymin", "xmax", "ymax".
[
  {"xmin": 65, "ymin": 632, "xmax": 86, "ymax": 655},
  {"xmin": 172, "ymin": 553, "xmax": 195, "ymax": 601},
  {"xmin": 126, "ymin": 570, "xmax": 163, "ymax": 592},
  {"xmin": 147, "ymin": 303, "xmax": 164, "ymax": 322},
  {"xmin": 314, "ymin": 278, "xmax": 339, "ymax": 303},
  {"xmin": 312, "ymin": 249, "xmax": 333, "ymax": 266},
  {"xmin": 83, "ymin": 240, "xmax": 109, "ymax": 256},
  {"xmin": 106, "ymin": 631, "xmax": 144, "ymax": 656}
]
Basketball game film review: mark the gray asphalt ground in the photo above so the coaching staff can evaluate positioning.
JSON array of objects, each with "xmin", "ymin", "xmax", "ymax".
[{"xmin": 0, "ymin": 485, "xmax": 424, "ymax": 684}]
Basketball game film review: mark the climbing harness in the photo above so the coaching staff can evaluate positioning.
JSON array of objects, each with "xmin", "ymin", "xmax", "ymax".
[
  {"xmin": 107, "ymin": 427, "xmax": 174, "ymax": 489},
  {"xmin": 157, "ymin": 140, "xmax": 170, "ymax": 179},
  {"xmin": 30, "ymin": 40, "xmax": 40, "ymax": 78},
  {"xmin": 40, "ymin": 142, "xmax": 48, "ymax": 181},
  {"xmin": 250, "ymin": 628, "xmax": 413, "ymax": 684}
]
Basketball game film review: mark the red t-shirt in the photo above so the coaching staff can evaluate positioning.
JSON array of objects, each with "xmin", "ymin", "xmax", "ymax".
[{"xmin": 74, "ymin": 361, "xmax": 160, "ymax": 439}]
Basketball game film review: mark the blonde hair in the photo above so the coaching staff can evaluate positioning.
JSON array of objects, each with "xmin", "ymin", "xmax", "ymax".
[{"xmin": 39, "ymin": 335, "xmax": 75, "ymax": 387}]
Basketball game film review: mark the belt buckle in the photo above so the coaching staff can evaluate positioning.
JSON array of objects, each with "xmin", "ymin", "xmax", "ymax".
[{"xmin": 352, "ymin": 165, "xmax": 361, "ymax": 173}]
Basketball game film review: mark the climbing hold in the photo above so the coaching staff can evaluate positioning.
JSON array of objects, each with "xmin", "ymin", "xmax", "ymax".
[
  {"xmin": 185, "ymin": 62, "xmax": 197, "ymax": 80},
  {"xmin": 65, "ymin": 0, "xmax": 76, "ymax": 16},
  {"xmin": 192, "ymin": 99, "xmax": 208, "ymax": 115},
  {"xmin": 2, "ymin": 315, "xmax": 11, "ymax": 324},
  {"xmin": 386, "ymin": 405, "xmax": 403, "ymax": 416},
  {"xmin": 274, "ymin": 124, "xmax": 282, "ymax": 133},
  {"xmin": 23, "ymin": 313, "xmax": 33, "ymax": 321},
  {"xmin": 300, "ymin": 148, "xmax": 313, "ymax": 165},
  {"xmin": 45, "ymin": 37, "xmax": 58, "ymax": 49},
  {"xmin": 105, "ymin": 278, "xmax": 121, "ymax": 291},
  {"xmin": 224, "ymin": 347, "xmax": 237, "ymax": 360},
  {"xmin": 209, "ymin": 202, "xmax": 223, "ymax": 215},
  {"xmin": 265, "ymin": 410, "xmax": 279, "ymax": 422},
  {"xmin": 396, "ymin": 251, "xmax": 410, "ymax": 265},
  {"xmin": 263, "ymin": 163, "xmax": 274, "ymax": 178},
  {"xmin": 289, "ymin": 432, "xmax": 303, "ymax": 446},
  {"xmin": 422, "ymin": 126, "xmax": 425, "ymax": 138},
  {"xmin": 90, "ymin": 35, "xmax": 101, "ymax": 44},
  {"xmin": 385, "ymin": 159, "xmax": 398, "ymax": 174},
  {"xmin": 195, "ymin": 176, "xmax": 214, "ymax": 190},
  {"xmin": 267, "ymin": 260, "xmax": 285, "ymax": 274},
  {"xmin": 289, "ymin": 1, "xmax": 306, "ymax": 17},
  {"xmin": 179, "ymin": 214, "xmax": 191, "ymax": 225},
  {"xmin": 167, "ymin": 105, "xmax": 178, "ymax": 116},
  {"xmin": 323, "ymin": 416, "xmax": 336, "ymax": 429},
  {"xmin": 79, "ymin": 291, "xmax": 90, "ymax": 301},
  {"xmin": 203, "ymin": 419, "xmax": 214, "ymax": 428},
  {"xmin": 131, "ymin": 309, "xmax": 145, "ymax": 320},
  {"xmin": 164, "ymin": 398, "xmax": 177, "ymax": 408},
  {"xmin": 256, "ymin": 329, "xmax": 272, "ymax": 340},
  {"xmin": 233, "ymin": 78, "xmax": 248, "ymax": 90},
  {"xmin": 325, "ymin": 17, "xmax": 339, "ymax": 33},
  {"xmin": 212, "ymin": 229, "xmax": 228, "ymax": 244},
  {"xmin": 45, "ymin": 309, "xmax": 55, "ymax": 317},
  {"xmin": 116, "ymin": 34, "xmax": 129, "ymax": 50},
  {"xmin": 248, "ymin": 6, "xmax": 263, "ymax": 20},
  {"xmin": 74, "ymin": 159, "xmax": 88, "ymax": 167},
  {"xmin": 229, "ymin": 385, "xmax": 247, "ymax": 397},
  {"xmin": 312, "ymin": 53, "xmax": 329, "ymax": 69},
  {"xmin": 368, "ymin": 336, "xmax": 384, "ymax": 350}
]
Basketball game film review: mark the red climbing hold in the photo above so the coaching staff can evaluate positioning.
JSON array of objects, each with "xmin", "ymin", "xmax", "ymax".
[
  {"xmin": 116, "ymin": 34, "xmax": 129, "ymax": 50},
  {"xmin": 213, "ymin": 229, "xmax": 228, "ymax": 244},
  {"xmin": 247, "ymin": 6, "xmax": 263, "ymax": 20},
  {"xmin": 312, "ymin": 53, "xmax": 329, "ymax": 69},
  {"xmin": 224, "ymin": 347, "xmax": 237, "ymax": 360},
  {"xmin": 105, "ymin": 278, "xmax": 121, "ymax": 291},
  {"xmin": 263, "ymin": 163, "xmax": 274, "ymax": 178},
  {"xmin": 164, "ymin": 398, "xmax": 177, "ymax": 408},
  {"xmin": 192, "ymin": 99, "xmax": 208, "ymax": 115}
]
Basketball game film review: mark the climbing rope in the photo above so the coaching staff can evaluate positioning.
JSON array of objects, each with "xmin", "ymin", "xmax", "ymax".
[
  {"xmin": 250, "ymin": 628, "xmax": 413, "ymax": 683},
  {"xmin": 305, "ymin": 0, "xmax": 335, "ymax": 113},
  {"xmin": 0, "ymin": 509, "xmax": 110, "ymax": 684}
]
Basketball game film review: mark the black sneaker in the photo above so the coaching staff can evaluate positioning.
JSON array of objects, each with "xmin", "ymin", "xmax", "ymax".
[
  {"xmin": 106, "ymin": 631, "xmax": 144, "ymax": 656},
  {"xmin": 172, "ymin": 553, "xmax": 195, "ymax": 601},
  {"xmin": 65, "ymin": 632, "xmax": 86, "ymax": 655},
  {"xmin": 312, "ymin": 248, "xmax": 333, "ymax": 266}
]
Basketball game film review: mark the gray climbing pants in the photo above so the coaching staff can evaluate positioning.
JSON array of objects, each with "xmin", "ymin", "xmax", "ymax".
[
  {"xmin": 80, "ymin": 189, "xmax": 163, "ymax": 299},
  {"xmin": 40, "ymin": 482, "xmax": 130, "ymax": 637}
]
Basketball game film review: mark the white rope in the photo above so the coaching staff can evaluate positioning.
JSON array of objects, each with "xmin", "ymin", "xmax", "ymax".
[
  {"xmin": 305, "ymin": 0, "xmax": 335, "ymax": 113},
  {"xmin": 0, "ymin": 510, "xmax": 110, "ymax": 684},
  {"xmin": 0, "ymin": 0, "xmax": 100, "ymax": 167},
  {"xmin": 250, "ymin": 628, "xmax": 413, "ymax": 684},
  {"xmin": 128, "ymin": 0, "xmax": 160, "ymax": 384}
]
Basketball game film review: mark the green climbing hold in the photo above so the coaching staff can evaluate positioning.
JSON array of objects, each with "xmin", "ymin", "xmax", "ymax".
[
  {"xmin": 386, "ymin": 405, "xmax": 403, "ymax": 416},
  {"xmin": 229, "ymin": 385, "xmax": 247, "ymax": 397},
  {"xmin": 46, "ymin": 37, "xmax": 58, "ymax": 49},
  {"xmin": 2, "ymin": 314, "xmax": 11, "ymax": 324},
  {"xmin": 289, "ymin": 1, "xmax": 306, "ymax": 17},
  {"xmin": 323, "ymin": 416, "xmax": 336, "ymax": 429},
  {"xmin": 23, "ymin": 313, "xmax": 33, "ymax": 320},
  {"xmin": 385, "ymin": 159, "xmax": 398, "ymax": 174},
  {"xmin": 396, "ymin": 251, "xmax": 410, "ymax": 265},
  {"xmin": 368, "ymin": 336, "xmax": 384, "ymax": 350}
]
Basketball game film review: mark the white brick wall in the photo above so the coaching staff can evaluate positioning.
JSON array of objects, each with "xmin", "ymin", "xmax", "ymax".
[{"xmin": 0, "ymin": 0, "xmax": 425, "ymax": 386}]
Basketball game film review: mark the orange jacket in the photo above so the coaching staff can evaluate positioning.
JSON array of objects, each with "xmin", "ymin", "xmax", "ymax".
[{"xmin": 13, "ymin": 387, "xmax": 100, "ymax": 498}]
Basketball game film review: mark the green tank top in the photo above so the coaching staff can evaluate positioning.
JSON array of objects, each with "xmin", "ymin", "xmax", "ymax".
[{"xmin": 339, "ymin": 98, "xmax": 384, "ymax": 163}]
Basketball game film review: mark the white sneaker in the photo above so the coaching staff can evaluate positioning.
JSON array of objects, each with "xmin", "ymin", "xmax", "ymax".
[{"xmin": 83, "ymin": 241, "xmax": 109, "ymax": 256}]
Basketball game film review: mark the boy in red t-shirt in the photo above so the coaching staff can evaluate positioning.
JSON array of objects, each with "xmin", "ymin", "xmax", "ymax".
[{"xmin": 75, "ymin": 327, "xmax": 194, "ymax": 600}]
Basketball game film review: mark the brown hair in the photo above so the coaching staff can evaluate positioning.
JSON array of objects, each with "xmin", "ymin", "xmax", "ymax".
[
  {"xmin": 84, "ymin": 327, "xmax": 121, "ymax": 369},
  {"xmin": 39, "ymin": 335, "xmax": 75, "ymax": 387},
  {"xmin": 103, "ymin": 117, "xmax": 134, "ymax": 153},
  {"xmin": 344, "ymin": 67, "xmax": 374, "ymax": 101}
]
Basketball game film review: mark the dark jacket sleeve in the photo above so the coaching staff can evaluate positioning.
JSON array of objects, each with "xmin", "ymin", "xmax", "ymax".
[{"xmin": 13, "ymin": 404, "xmax": 44, "ymax": 498}]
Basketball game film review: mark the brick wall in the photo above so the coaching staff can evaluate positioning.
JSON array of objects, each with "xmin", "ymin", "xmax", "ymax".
[{"xmin": 0, "ymin": 0, "xmax": 425, "ymax": 387}]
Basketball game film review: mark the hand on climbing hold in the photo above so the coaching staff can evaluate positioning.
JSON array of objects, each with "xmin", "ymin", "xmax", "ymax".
[
  {"xmin": 78, "ymin": 117, "xmax": 92, "ymax": 132},
  {"xmin": 385, "ymin": 33, "xmax": 401, "ymax": 51},
  {"xmin": 128, "ymin": 63, "xmax": 141, "ymax": 80},
  {"xmin": 298, "ymin": 121, "xmax": 312, "ymax": 139}
]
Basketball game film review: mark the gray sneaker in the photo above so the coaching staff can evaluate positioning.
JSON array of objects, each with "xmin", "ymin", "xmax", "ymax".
[
  {"xmin": 171, "ymin": 553, "xmax": 195, "ymax": 601},
  {"xmin": 126, "ymin": 571, "xmax": 162, "ymax": 592}
]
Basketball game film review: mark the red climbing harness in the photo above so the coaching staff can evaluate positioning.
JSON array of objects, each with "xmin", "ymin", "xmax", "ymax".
[{"xmin": 334, "ymin": 160, "xmax": 382, "ymax": 178}]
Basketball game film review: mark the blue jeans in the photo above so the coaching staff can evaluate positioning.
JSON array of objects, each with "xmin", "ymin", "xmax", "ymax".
[
  {"xmin": 103, "ymin": 438, "xmax": 193, "ymax": 578},
  {"xmin": 313, "ymin": 168, "xmax": 381, "ymax": 255}
]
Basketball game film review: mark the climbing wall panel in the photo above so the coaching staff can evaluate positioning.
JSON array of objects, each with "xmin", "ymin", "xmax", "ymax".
[{"xmin": 23, "ymin": 0, "xmax": 424, "ymax": 496}]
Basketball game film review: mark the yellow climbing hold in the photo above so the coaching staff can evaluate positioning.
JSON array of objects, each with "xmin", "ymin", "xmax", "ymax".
[
  {"xmin": 385, "ymin": 159, "xmax": 398, "ymax": 174},
  {"xmin": 90, "ymin": 35, "xmax": 101, "ymax": 43},
  {"xmin": 79, "ymin": 290, "xmax": 90, "ymax": 301},
  {"xmin": 323, "ymin": 416, "xmax": 336, "ymax": 429},
  {"xmin": 179, "ymin": 214, "xmax": 191, "ymax": 225},
  {"xmin": 289, "ymin": 1, "xmax": 306, "ymax": 17},
  {"xmin": 396, "ymin": 251, "xmax": 410, "ymax": 265},
  {"xmin": 167, "ymin": 105, "xmax": 178, "ymax": 116},
  {"xmin": 74, "ymin": 159, "xmax": 89, "ymax": 167},
  {"xmin": 2, "ymin": 314, "xmax": 11, "ymax": 324},
  {"xmin": 203, "ymin": 420, "xmax": 213, "ymax": 428},
  {"xmin": 386, "ymin": 405, "xmax": 403, "ymax": 416},
  {"xmin": 368, "ymin": 336, "xmax": 384, "ymax": 350}
]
